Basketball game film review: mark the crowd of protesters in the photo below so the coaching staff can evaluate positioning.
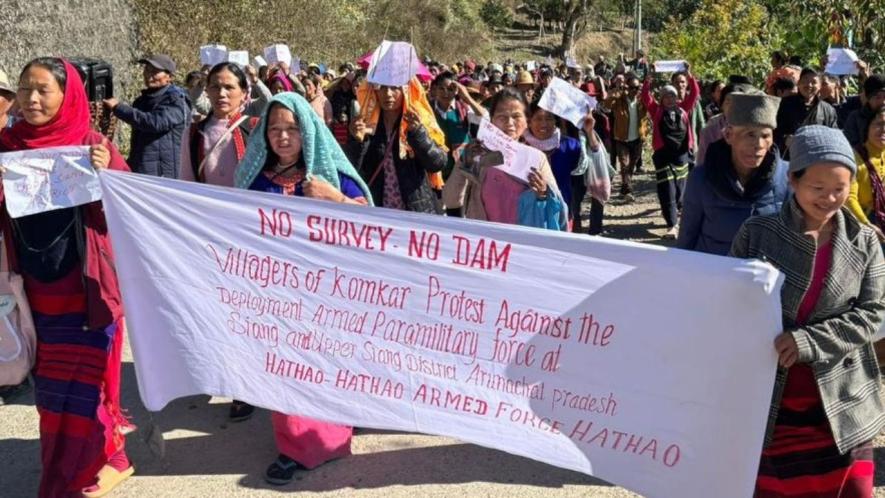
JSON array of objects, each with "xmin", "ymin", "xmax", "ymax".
[{"xmin": 0, "ymin": 41, "xmax": 884, "ymax": 498}]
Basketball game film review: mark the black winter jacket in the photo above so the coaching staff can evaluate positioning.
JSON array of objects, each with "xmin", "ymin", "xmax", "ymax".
[{"xmin": 115, "ymin": 85, "xmax": 191, "ymax": 177}]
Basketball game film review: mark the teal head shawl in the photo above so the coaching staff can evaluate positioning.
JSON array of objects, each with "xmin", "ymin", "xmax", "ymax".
[{"xmin": 234, "ymin": 92, "xmax": 373, "ymax": 205}]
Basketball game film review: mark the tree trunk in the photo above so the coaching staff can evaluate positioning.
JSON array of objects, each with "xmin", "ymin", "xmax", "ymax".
[{"xmin": 560, "ymin": 16, "xmax": 579, "ymax": 57}]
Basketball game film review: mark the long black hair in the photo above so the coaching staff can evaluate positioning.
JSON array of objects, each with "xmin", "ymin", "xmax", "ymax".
[
  {"xmin": 208, "ymin": 62, "xmax": 248, "ymax": 91},
  {"xmin": 21, "ymin": 57, "xmax": 67, "ymax": 89}
]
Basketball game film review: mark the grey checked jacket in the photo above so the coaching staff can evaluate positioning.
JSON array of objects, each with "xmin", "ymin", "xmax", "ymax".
[{"xmin": 730, "ymin": 197, "xmax": 885, "ymax": 454}]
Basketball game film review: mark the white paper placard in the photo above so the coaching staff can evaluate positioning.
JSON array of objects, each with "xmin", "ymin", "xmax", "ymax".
[
  {"xmin": 367, "ymin": 40, "xmax": 419, "ymax": 87},
  {"xmin": 825, "ymin": 48, "xmax": 860, "ymax": 76},
  {"xmin": 538, "ymin": 77, "xmax": 598, "ymax": 127},
  {"xmin": 227, "ymin": 50, "xmax": 249, "ymax": 67},
  {"xmin": 263, "ymin": 44, "xmax": 293, "ymax": 67},
  {"xmin": 477, "ymin": 118, "xmax": 545, "ymax": 183},
  {"xmin": 253, "ymin": 56, "xmax": 268, "ymax": 68},
  {"xmin": 200, "ymin": 44, "xmax": 228, "ymax": 67},
  {"xmin": 0, "ymin": 146, "xmax": 102, "ymax": 218},
  {"xmin": 653, "ymin": 60, "xmax": 687, "ymax": 73}
]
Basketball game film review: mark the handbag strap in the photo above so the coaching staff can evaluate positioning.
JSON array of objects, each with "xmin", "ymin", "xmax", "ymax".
[
  {"xmin": 368, "ymin": 127, "xmax": 399, "ymax": 186},
  {"xmin": 197, "ymin": 114, "xmax": 249, "ymax": 180}
]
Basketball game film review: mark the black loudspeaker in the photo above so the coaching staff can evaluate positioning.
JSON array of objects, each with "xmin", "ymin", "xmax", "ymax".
[
  {"xmin": 68, "ymin": 58, "xmax": 114, "ymax": 101},
  {"xmin": 68, "ymin": 58, "xmax": 117, "ymax": 139}
]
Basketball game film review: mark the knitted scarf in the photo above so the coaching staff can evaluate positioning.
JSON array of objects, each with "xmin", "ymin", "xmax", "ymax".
[{"xmin": 234, "ymin": 92, "xmax": 373, "ymax": 205}]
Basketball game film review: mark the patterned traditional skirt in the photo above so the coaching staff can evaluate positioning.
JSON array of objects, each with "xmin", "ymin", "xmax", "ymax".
[
  {"xmin": 26, "ymin": 268, "xmax": 128, "ymax": 497},
  {"xmin": 755, "ymin": 364, "xmax": 874, "ymax": 498}
]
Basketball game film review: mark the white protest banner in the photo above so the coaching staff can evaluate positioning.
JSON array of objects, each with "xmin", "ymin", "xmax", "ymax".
[
  {"xmin": 263, "ymin": 44, "xmax": 293, "ymax": 67},
  {"xmin": 99, "ymin": 171, "xmax": 783, "ymax": 498},
  {"xmin": 825, "ymin": 48, "xmax": 860, "ymax": 76},
  {"xmin": 253, "ymin": 55, "xmax": 268, "ymax": 68},
  {"xmin": 477, "ymin": 118, "xmax": 544, "ymax": 183},
  {"xmin": 538, "ymin": 77, "xmax": 597, "ymax": 127},
  {"xmin": 526, "ymin": 61, "xmax": 537, "ymax": 71},
  {"xmin": 0, "ymin": 146, "xmax": 101, "ymax": 218},
  {"xmin": 653, "ymin": 60, "xmax": 687, "ymax": 73},
  {"xmin": 565, "ymin": 55, "xmax": 580, "ymax": 69},
  {"xmin": 367, "ymin": 40, "xmax": 419, "ymax": 87},
  {"xmin": 227, "ymin": 50, "xmax": 249, "ymax": 67},
  {"xmin": 199, "ymin": 44, "xmax": 228, "ymax": 67}
]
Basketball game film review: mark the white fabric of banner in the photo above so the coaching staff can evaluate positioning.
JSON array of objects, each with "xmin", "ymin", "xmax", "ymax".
[{"xmin": 99, "ymin": 171, "xmax": 783, "ymax": 498}]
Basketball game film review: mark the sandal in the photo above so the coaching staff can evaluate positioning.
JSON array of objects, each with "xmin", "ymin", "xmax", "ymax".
[
  {"xmin": 229, "ymin": 400, "xmax": 255, "ymax": 422},
  {"xmin": 264, "ymin": 454, "xmax": 303, "ymax": 485},
  {"xmin": 81, "ymin": 464, "xmax": 135, "ymax": 498}
]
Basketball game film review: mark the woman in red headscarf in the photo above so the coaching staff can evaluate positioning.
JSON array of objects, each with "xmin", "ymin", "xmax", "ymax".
[{"xmin": 0, "ymin": 57, "xmax": 132, "ymax": 498}]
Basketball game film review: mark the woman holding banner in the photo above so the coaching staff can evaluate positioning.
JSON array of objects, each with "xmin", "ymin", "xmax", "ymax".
[
  {"xmin": 730, "ymin": 126, "xmax": 884, "ymax": 498},
  {"xmin": 442, "ymin": 88, "xmax": 567, "ymax": 230},
  {"xmin": 0, "ymin": 57, "xmax": 133, "ymax": 497},
  {"xmin": 234, "ymin": 92, "xmax": 371, "ymax": 485}
]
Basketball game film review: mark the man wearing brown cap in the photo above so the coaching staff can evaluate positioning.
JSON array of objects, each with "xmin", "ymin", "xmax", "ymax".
[
  {"xmin": 677, "ymin": 92, "xmax": 789, "ymax": 255},
  {"xmin": 103, "ymin": 54, "xmax": 190, "ymax": 178}
]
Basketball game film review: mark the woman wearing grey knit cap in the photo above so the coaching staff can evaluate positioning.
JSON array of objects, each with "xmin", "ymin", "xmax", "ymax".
[
  {"xmin": 677, "ymin": 92, "xmax": 788, "ymax": 255},
  {"xmin": 730, "ymin": 125, "xmax": 884, "ymax": 497}
]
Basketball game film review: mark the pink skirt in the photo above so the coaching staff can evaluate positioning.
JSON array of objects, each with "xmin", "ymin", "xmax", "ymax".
[{"xmin": 271, "ymin": 412, "xmax": 352, "ymax": 469}]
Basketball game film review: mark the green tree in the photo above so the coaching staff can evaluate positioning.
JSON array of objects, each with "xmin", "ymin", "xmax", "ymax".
[
  {"xmin": 652, "ymin": 0, "xmax": 777, "ymax": 84},
  {"xmin": 480, "ymin": 0, "xmax": 514, "ymax": 29}
]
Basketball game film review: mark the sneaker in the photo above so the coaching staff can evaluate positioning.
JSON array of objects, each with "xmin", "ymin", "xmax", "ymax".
[{"xmin": 662, "ymin": 226, "xmax": 679, "ymax": 240}]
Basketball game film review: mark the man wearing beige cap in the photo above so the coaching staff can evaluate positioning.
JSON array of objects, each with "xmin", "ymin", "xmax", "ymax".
[{"xmin": 0, "ymin": 69, "xmax": 17, "ymax": 129}]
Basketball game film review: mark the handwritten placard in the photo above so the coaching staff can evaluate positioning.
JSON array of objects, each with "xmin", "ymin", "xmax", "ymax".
[
  {"xmin": 477, "ymin": 118, "xmax": 545, "ymax": 184},
  {"xmin": 227, "ymin": 50, "xmax": 249, "ymax": 67},
  {"xmin": 653, "ymin": 60, "xmax": 687, "ymax": 73},
  {"xmin": 538, "ymin": 77, "xmax": 597, "ymax": 127},
  {"xmin": 200, "ymin": 44, "xmax": 228, "ymax": 67},
  {"xmin": 253, "ymin": 55, "xmax": 268, "ymax": 68},
  {"xmin": 367, "ymin": 40, "xmax": 419, "ymax": 87},
  {"xmin": 0, "ymin": 146, "xmax": 101, "ymax": 218},
  {"xmin": 99, "ymin": 170, "xmax": 783, "ymax": 498},
  {"xmin": 263, "ymin": 44, "xmax": 293, "ymax": 67},
  {"xmin": 825, "ymin": 48, "xmax": 859, "ymax": 76}
]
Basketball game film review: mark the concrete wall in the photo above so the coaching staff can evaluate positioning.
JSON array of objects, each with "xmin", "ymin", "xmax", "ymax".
[{"xmin": 0, "ymin": 0, "xmax": 141, "ymax": 98}]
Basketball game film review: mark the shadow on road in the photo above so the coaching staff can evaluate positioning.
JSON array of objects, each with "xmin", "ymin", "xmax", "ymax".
[{"xmin": 114, "ymin": 362, "xmax": 612, "ymax": 492}]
